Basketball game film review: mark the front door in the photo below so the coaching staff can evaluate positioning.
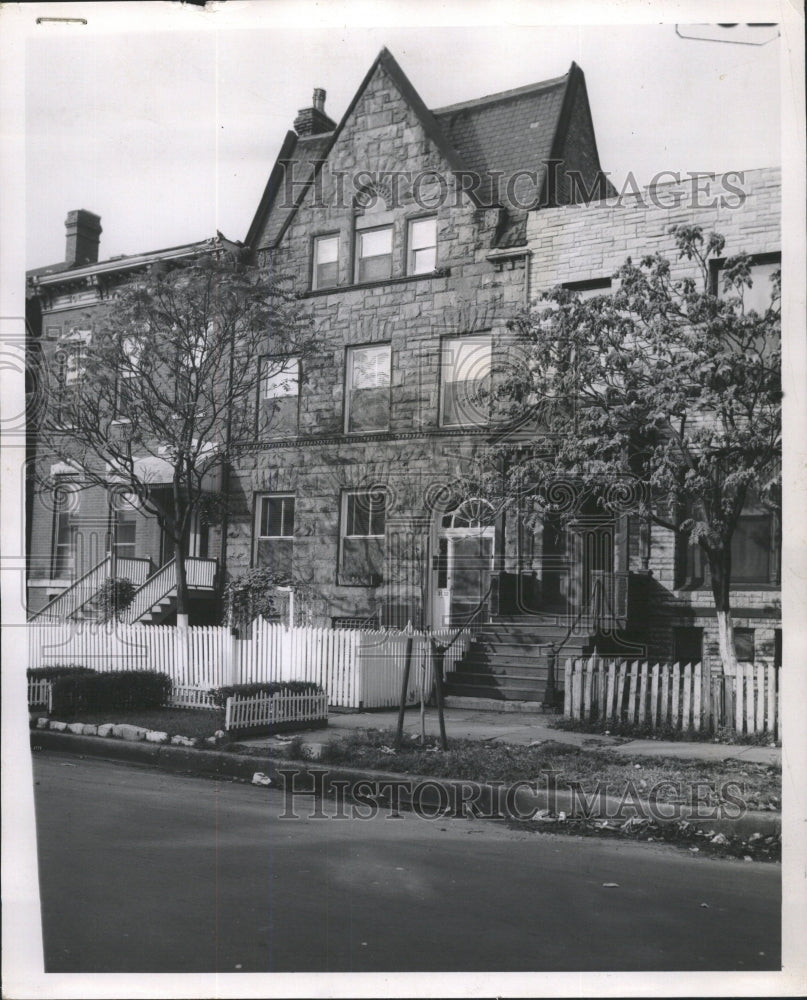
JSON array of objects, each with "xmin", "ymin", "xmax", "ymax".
[{"xmin": 433, "ymin": 499, "xmax": 495, "ymax": 628}]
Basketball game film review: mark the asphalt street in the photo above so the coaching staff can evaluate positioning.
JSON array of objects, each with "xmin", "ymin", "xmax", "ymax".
[{"xmin": 32, "ymin": 752, "xmax": 780, "ymax": 973}]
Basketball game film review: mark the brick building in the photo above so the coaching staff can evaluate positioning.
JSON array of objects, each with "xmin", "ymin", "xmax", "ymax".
[{"xmin": 26, "ymin": 48, "xmax": 781, "ymax": 698}]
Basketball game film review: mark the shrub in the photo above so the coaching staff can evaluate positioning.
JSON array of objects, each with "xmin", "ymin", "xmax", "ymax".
[
  {"xmin": 207, "ymin": 680, "xmax": 323, "ymax": 708},
  {"xmin": 95, "ymin": 577, "xmax": 137, "ymax": 622},
  {"xmin": 50, "ymin": 670, "xmax": 172, "ymax": 716},
  {"xmin": 27, "ymin": 664, "xmax": 97, "ymax": 681}
]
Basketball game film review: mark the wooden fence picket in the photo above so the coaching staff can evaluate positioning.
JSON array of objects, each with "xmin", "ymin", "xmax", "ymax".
[
  {"xmin": 671, "ymin": 662, "xmax": 680, "ymax": 727},
  {"xmin": 563, "ymin": 659, "xmax": 572, "ymax": 716},
  {"xmin": 605, "ymin": 661, "xmax": 616, "ymax": 724},
  {"xmin": 616, "ymin": 661, "xmax": 627, "ymax": 723}
]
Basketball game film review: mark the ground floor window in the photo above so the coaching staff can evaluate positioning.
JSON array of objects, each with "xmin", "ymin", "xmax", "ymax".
[
  {"xmin": 672, "ymin": 626, "xmax": 703, "ymax": 666},
  {"xmin": 339, "ymin": 489, "xmax": 385, "ymax": 586},
  {"xmin": 253, "ymin": 494, "xmax": 295, "ymax": 577},
  {"xmin": 734, "ymin": 627, "xmax": 755, "ymax": 665}
]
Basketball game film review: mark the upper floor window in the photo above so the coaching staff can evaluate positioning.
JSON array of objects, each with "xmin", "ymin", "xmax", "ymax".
[
  {"xmin": 260, "ymin": 357, "xmax": 299, "ymax": 436},
  {"xmin": 440, "ymin": 334, "xmax": 492, "ymax": 427},
  {"xmin": 712, "ymin": 251, "xmax": 781, "ymax": 315},
  {"xmin": 407, "ymin": 217, "xmax": 437, "ymax": 275},
  {"xmin": 355, "ymin": 226, "xmax": 393, "ymax": 283},
  {"xmin": 59, "ymin": 329, "xmax": 91, "ymax": 385},
  {"xmin": 563, "ymin": 277, "xmax": 612, "ymax": 300},
  {"xmin": 120, "ymin": 336, "xmax": 143, "ymax": 379},
  {"xmin": 313, "ymin": 234, "xmax": 339, "ymax": 291},
  {"xmin": 345, "ymin": 344, "xmax": 390, "ymax": 433}
]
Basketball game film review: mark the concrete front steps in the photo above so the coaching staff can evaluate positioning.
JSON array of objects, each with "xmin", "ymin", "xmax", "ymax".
[{"xmin": 443, "ymin": 617, "xmax": 595, "ymax": 703}]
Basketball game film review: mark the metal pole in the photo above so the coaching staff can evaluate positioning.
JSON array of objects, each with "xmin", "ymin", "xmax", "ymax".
[
  {"xmin": 432, "ymin": 639, "xmax": 449, "ymax": 750},
  {"xmin": 394, "ymin": 635, "xmax": 414, "ymax": 750}
]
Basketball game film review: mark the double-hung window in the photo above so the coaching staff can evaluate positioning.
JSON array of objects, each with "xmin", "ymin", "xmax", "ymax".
[
  {"xmin": 52, "ymin": 480, "xmax": 80, "ymax": 579},
  {"xmin": 355, "ymin": 226, "xmax": 393, "ymax": 283},
  {"xmin": 54, "ymin": 329, "xmax": 90, "ymax": 426},
  {"xmin": 260, "ymin": 357, "xmax": 300, "ymax": 436},
  {"xmin": 345, "ymin": 344, "xmax": 390, "ymax": 433},
  {"xmin": 407, "ymin": 217, "xmax": 437, "ymax": 275},
  {"xmin": 313, "ymin": 234, "xmax": 339, "ymax": 290},
  {"xmin": 254, "ymin": 494, "xmax": 295, "ymax": 576},
  {"xmin": 440, "ymin": 334, "xmax": 492, "ymax": 427},
  {"xmin": 712, "ymin": 251, "xmax": 780, "ymax": 316},
  {"xmin": 339, "ymin": 489, "xmax": 386, "ymax": 585}
]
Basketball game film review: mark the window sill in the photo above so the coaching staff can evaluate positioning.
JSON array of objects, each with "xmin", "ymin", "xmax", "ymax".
[{"xmin": 303, "ymin": 268, "xmax": 450, "ymax": 298}]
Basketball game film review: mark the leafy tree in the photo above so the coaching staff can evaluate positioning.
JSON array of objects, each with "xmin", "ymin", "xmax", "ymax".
[
  {"xmin": 497, "ymin": 226, "xmax": 781, "ymax": 673},
  {"xmin": 39, "ymin": 245, "xmax": 315, "ymax": 626}
]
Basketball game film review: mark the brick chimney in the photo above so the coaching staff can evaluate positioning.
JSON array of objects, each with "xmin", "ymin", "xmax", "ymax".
[
  {"xmin": 65, "ymin": 210, "xmax": 102, "ymax": 267},
  {"xmin": 293, "ymin": 88, "xmax": 336, "ymax": 137}
]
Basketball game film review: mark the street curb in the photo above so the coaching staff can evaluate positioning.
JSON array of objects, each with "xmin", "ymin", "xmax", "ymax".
[{"xmin": 30, "ymin": 730, "xmax": 781, "ymax": 838}]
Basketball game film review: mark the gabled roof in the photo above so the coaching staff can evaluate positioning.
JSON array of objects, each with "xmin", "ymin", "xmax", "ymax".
[
  {"xmin": 432, "ymin": 71, "xmax": 569, "ymax": 209},
  {"xmin": 246, "ymin": 50, "xmax": 607, "ymax": 254}
]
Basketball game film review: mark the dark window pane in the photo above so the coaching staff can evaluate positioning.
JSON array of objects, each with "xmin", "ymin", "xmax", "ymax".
[
  {"xmin": 348, "ymin": 386, "xmax": 389, "ymax": 432},
  {"xmin": 316, "ymin": 259, "xmax": 338, "ymax": 289},
  {"xmin": 734, "ymin": 627, "xmax": 755, "ymax": 663},
  {"xmin": 358, "ymin": 254, "xmax": 392, "ymax": 282},
  {"xmin": 260, "ymin": 497, "xmax": 294, "ymax": 537},
  {"xmin": 340, "ymin": 536, "xmax": 384, "ymax": 585},
  {"xmin": 345, "ymin": 491, "xmax": 385, "ymax": 537},
  {"xmin": 255, "ymin": 538, "xmax": 293, "ymax": 577},
  {"xmin": 261, "ymin": 395, "xmax": 298, "ymax": 436},
  {"xmin": 672, "ymin": 626, "xmax": 703, "ymax": 665},
  {"xmin": 441, "ymin": 376, "xmax": 491, "ymax": 426},
  {"xmin": 731, "ymin": 514, "xmax": 772, "ymax": 583}
]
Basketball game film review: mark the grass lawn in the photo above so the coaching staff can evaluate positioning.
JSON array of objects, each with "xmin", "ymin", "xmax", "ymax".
[{"xmin": 315, "ymin": 728, "xmax": 781, "ymax": 812}]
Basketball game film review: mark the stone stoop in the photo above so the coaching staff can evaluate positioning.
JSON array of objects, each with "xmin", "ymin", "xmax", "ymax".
[{"xmin": 443, "ymin": 618, "xmax": 596, "ymax": 704}]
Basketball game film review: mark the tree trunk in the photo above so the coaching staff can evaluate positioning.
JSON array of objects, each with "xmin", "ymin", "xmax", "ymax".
[
  {"xmin": 174, "ymin": 532, "xmax": 189, "ymax": 622},
  {"xmin": 706, "ymin": 543, "xmax": 738, "ymax": 676}
]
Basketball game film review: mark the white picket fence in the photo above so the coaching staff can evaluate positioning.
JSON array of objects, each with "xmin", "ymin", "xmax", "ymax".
[
  {"xmin": 224, "ymin": 690, "xmax": 328, "ymax": 732},
  {"xmin": 27, "ymin": 620, "xmax": 470, "ymax": 711},
  {"xmin": 28, "ymin": 677, "xmax": 53, "ymax": 710},
  {"xmin": 564, "ymin": 657, "xmax": 781, "ymax": 738}
]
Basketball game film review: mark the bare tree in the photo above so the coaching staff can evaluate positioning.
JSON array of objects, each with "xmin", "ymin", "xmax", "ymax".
[{"xmin": 38, "ymin": 245, "xmax": 315, "ymax": 625}]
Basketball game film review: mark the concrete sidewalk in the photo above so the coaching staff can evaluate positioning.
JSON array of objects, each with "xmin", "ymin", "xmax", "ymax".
[{"xmin": 237, "ymin": 706, "xmax": 782, "ymax": 766}]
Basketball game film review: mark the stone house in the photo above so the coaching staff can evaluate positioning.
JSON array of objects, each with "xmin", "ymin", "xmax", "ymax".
[{"xmin": 26, "ymin": 48, "xmax": 781, "ymax": 699}]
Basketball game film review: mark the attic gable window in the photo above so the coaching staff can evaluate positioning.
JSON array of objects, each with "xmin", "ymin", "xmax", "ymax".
[
  {"xmin": 407, "ymin": 217, "xmax": 437, "ymax": 275},
  {"xmin": 355, "ymin": 225, "xmax": 393, "ymax": 283},
  {"xmin": 313, "ymin": 234, "xmax": 339, "ymax": 290}
]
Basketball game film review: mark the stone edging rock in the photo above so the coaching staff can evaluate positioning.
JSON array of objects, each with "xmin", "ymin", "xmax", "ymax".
[{"xmin": 34, "ymin": 717, "xmax": 222, "ymax": 748}]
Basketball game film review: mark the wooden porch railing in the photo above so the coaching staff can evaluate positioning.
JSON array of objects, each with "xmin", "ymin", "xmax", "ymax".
[
  {"xmin": 124, "ymin": 557, "xmax": 217, "ymax": 623},
  {"xmin": 30, "ymin": 556, "xmax": 151, "ymax": 621}
]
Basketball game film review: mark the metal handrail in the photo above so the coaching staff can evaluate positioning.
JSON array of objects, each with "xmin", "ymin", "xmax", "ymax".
[
  {"xmin": 437, "ymin": 582, "xmax": 493, "ymax": 656},
  {"xmin": 553, "ymin": 574, "xmax": 603, "ymax": 657}
]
